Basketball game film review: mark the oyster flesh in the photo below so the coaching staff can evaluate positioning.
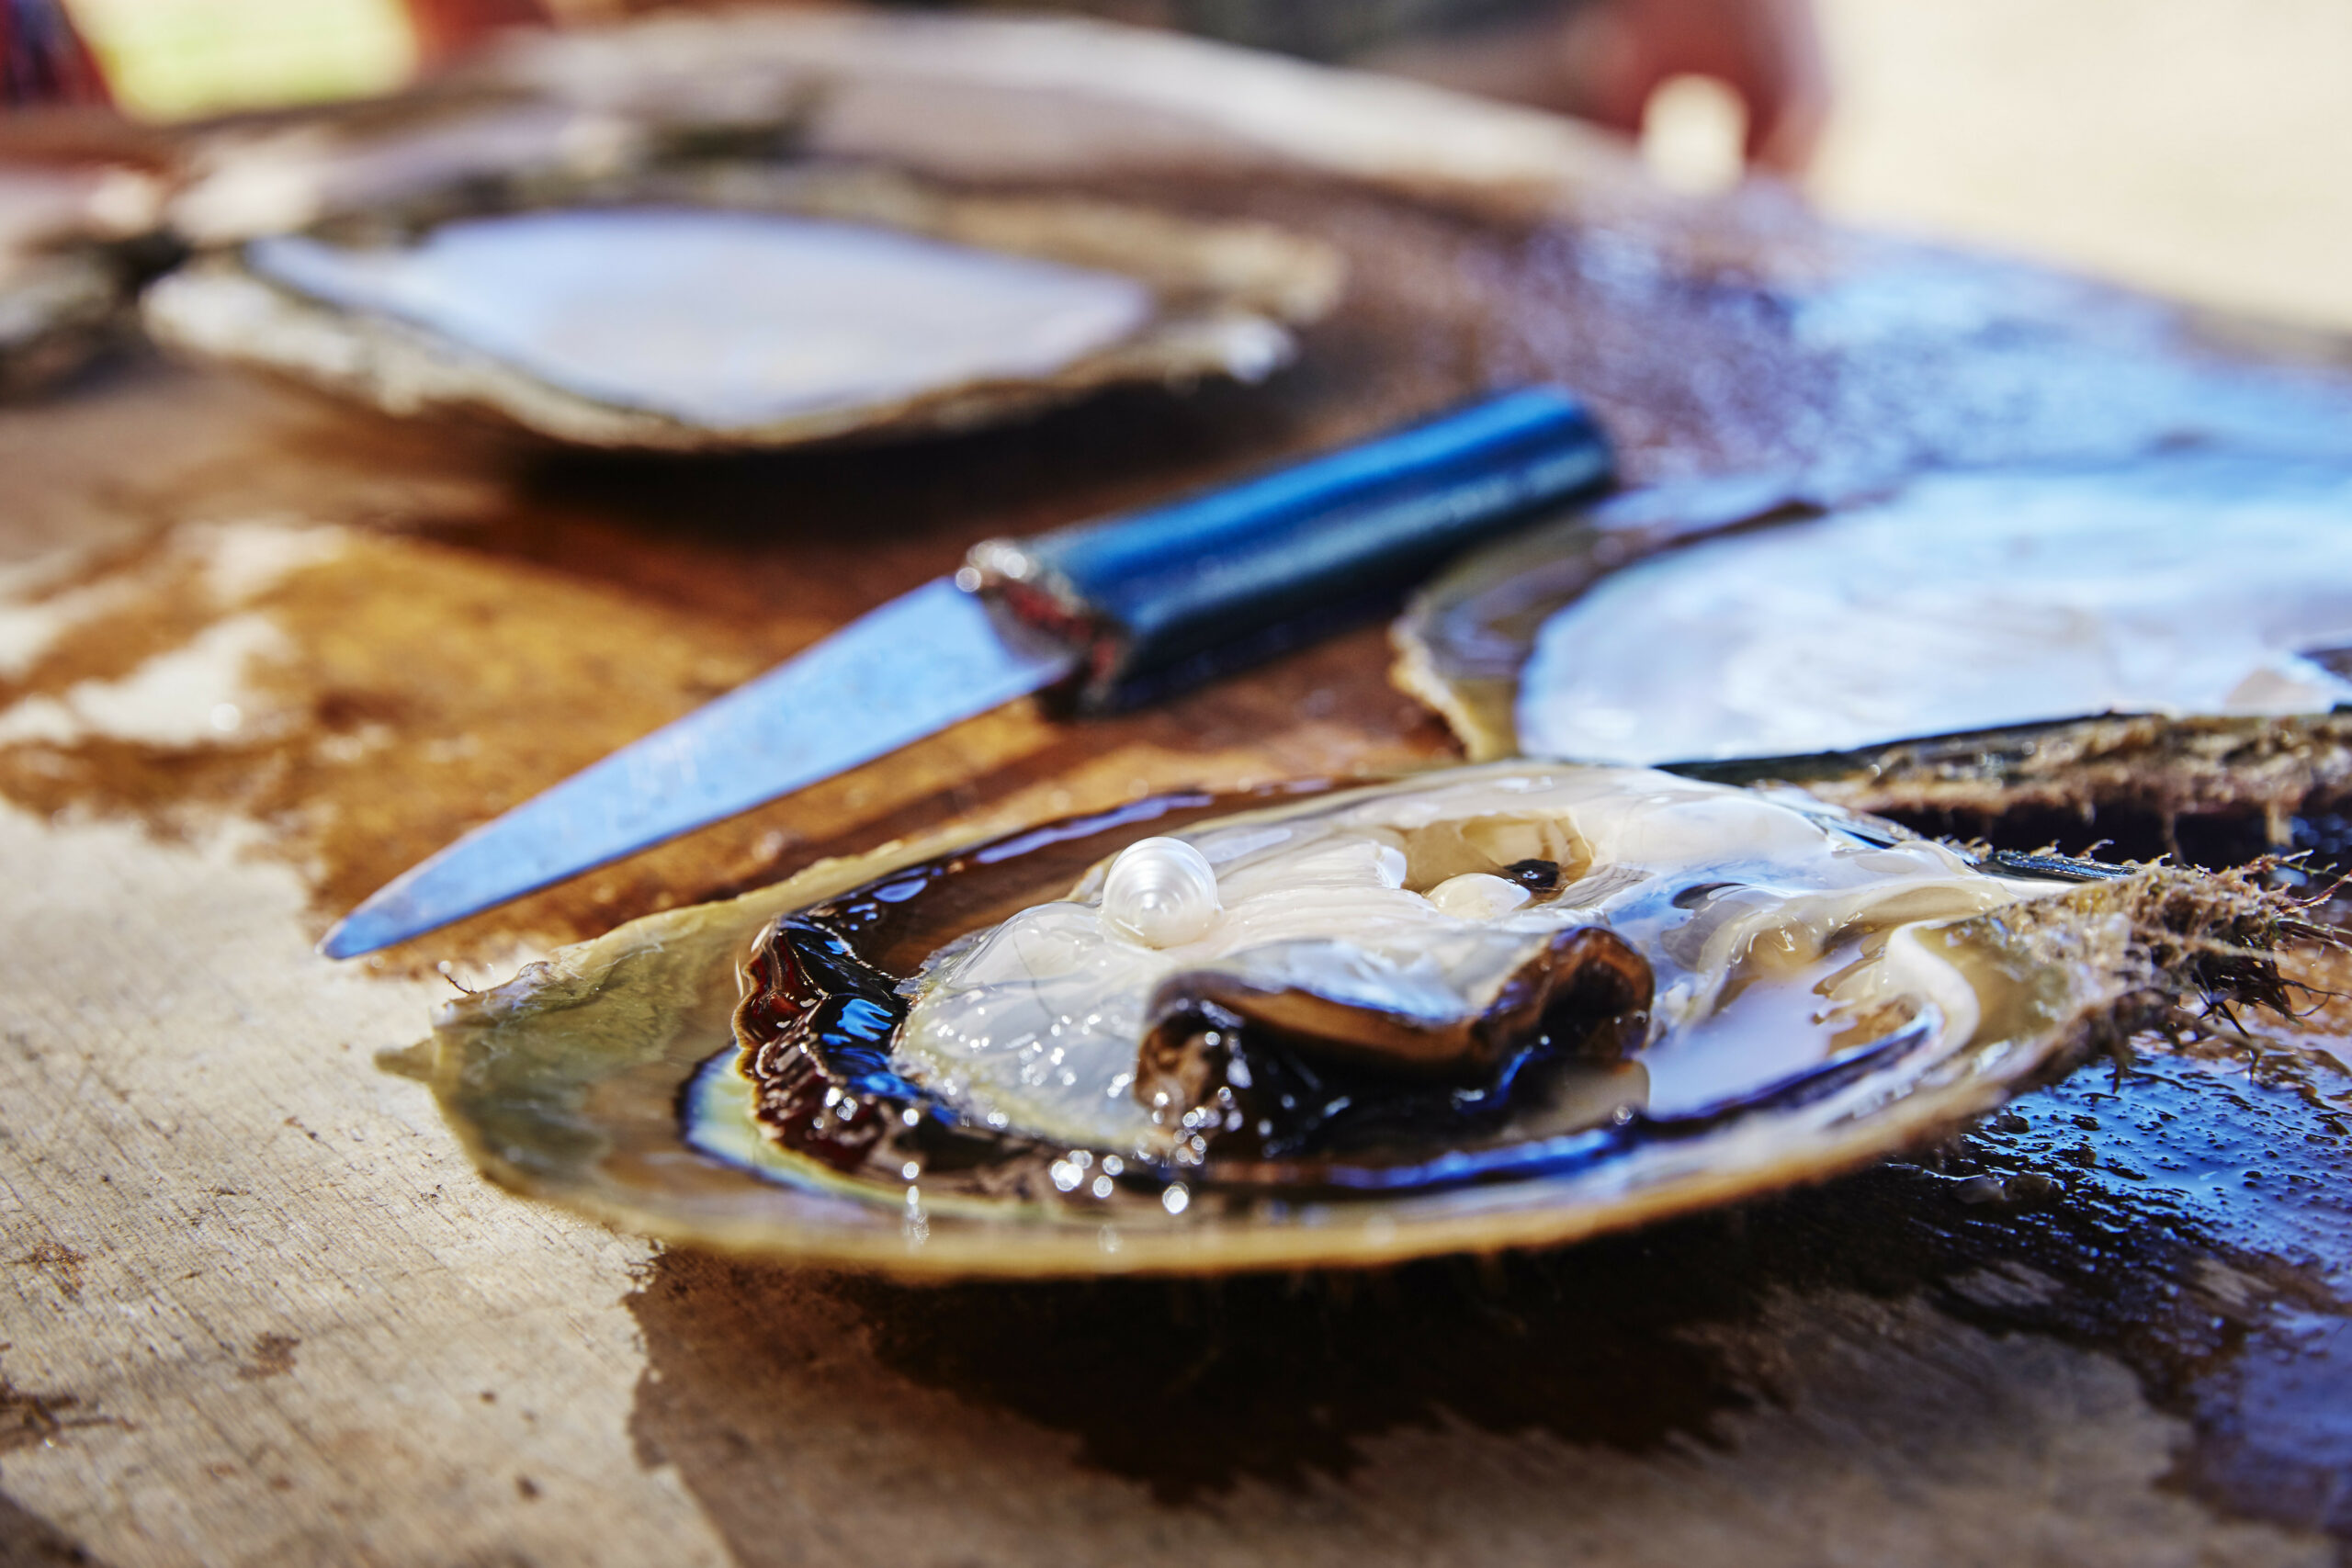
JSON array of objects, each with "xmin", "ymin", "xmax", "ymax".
[{"xmin": 878, "ymin": 766, "xmax": 2027, "ymax": 1172}]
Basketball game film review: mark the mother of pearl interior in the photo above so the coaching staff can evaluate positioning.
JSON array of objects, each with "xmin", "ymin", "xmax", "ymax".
[
  {"xmin": 1519, "ymin": 456, "xmax": 2352, "ymax": 766},
  {"xmin": 246, "ymin": 208, "xmax": 1155, "ymax": 429}
]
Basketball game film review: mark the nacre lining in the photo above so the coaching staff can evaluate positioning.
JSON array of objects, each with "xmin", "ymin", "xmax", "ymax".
[
  {"xmin": 1519, "ymin": 459, "xmax": 2352, "ymax": 766},
  {"xmin": 887, "ymin": 766, "xmax": 2048, "ymax": 1160},
  {"xmin": 246, "ymin": 208, "xmax": 1154, "ymax": 428}
]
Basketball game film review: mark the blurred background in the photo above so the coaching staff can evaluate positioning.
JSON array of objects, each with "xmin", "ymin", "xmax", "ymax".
[{"xmin": 9, "ymin": 0, "xmax": 2348, "ymax": 333}]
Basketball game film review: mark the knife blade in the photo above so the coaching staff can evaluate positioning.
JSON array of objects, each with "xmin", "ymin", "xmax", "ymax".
[{"xmin": 320, "ymin": 386, "xmax": 1611, "ymax": 958}]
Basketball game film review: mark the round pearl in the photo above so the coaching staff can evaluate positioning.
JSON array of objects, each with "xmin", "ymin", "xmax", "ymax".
[
  {"xmin": 1425, "ymin": 872, "xmax": 1532, "ymax": 920},
  {"xmin": 1101, "ymin": 837, "xmax": 1220, "ymax": 948}
]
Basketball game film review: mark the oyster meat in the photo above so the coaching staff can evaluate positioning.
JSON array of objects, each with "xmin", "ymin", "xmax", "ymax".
[{"xmin": 881, "ymin": 766, "xmax": 2028, "ymax": 1175}]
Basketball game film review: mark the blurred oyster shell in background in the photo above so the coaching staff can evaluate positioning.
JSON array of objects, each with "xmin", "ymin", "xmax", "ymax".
[
  {"xmin": 0, "ymin": 160, "xmax": 166, "ymax": 396},
  {"xmin": 142, "ymin": 165, "xmax": 1341, "ymax": 450},
  {"xmin": 243, "ymin": 209, "xmax": 1155, "ymax": 430},
  {"xmin": 1517, "ymin": 456, "xmax": 2352, "ymax": 766},
  {"xmin": 0, "ymin": 246, "xmax": 121, "ymax": 396},
  {"xmin": 1396, "ymin": 453, "xmax": 2352, "ymax": 863}
]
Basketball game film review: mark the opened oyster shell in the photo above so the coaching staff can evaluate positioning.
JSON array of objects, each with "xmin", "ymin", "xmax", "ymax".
[
  {"xmin": 1395, "ymin": 454, "xmax": 2352, "ymax": 862},
  {"xmin": 143, "ymin": 164, "xmax": 1341, "ymax": 450},
  {"xmin": 410, "ymin": 763, "xmax": 2295, "ymax": 1275}
]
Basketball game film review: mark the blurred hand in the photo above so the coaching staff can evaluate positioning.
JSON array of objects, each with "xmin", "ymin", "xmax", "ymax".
[
  {"xmin": 1577, "ymin": 0, "xmax": 1825, "ymax": 173},
  {"xmin": 405, "ymin": 0, "xmax": 551, "ymax": 66}
]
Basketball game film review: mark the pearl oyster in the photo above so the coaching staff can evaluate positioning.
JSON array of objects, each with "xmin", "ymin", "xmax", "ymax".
[
  {"xmin": 407, "ymin": 763, "xmax": 2301, "ymax": 1274},
  {"xmin": 1395, "ymin": 454, "xmax": 2352, "ymax": 862},
  {"xmin": 142, "ymin": 164, "xmax": 1341, "ymax": 450}
]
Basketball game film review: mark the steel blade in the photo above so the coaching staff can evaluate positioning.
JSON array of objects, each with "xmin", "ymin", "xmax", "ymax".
[{"xmin": 319, "ymin": 578, "xmax": 1076, "ymax": 958}]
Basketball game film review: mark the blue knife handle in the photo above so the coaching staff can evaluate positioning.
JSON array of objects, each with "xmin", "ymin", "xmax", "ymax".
[{"xmin": 964, "ymin": 386, "xmax": 1611, "ymax": 713}]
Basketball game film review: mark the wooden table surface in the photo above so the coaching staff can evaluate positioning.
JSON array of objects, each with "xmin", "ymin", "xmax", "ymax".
[{"xmin": 6, "ymin": 15, "xmax": 2352, "ymax": 1565}]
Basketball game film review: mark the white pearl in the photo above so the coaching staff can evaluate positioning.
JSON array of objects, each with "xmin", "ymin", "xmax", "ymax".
[
  {"xmin": 1424, "ymin": 872, "xmax": 1532, "ymax": 919},
  {"xmin": 1101, "ymin": 836, "xmax": 1220, "ymax": 948}
]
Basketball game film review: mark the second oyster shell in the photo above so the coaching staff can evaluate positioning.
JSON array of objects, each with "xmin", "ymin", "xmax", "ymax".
[
  {"xmin": 1393, "ymin": 454, "xmax": 2352, "ymax": 863},
  {"xmin": 143, "ymin": 164, "xmax": 1343, "ymax": 450}
]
